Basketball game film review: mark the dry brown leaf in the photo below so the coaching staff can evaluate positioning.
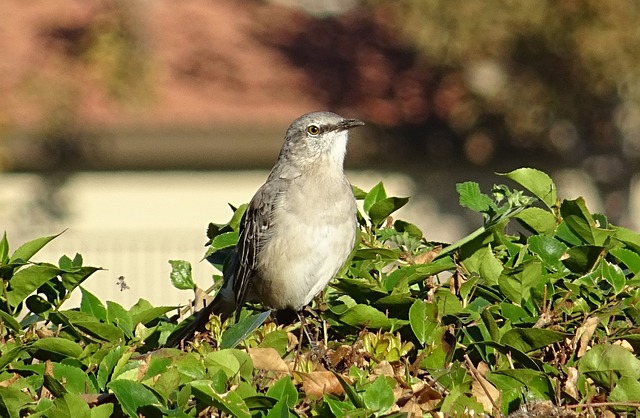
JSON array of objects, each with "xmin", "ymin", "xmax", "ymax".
[
  {"xmin": 564, "ymin": 367, "xmax": 579, "ymax": 399},
  {"xmin": 78, "ymin": 393, "xmax": 106, "ymax": 407},
  {"xmin": 248, "ymin": 347, "xmax": 289, "ymax": 373},
  {"xmin": 413, "ymin": 247, "xmax": 441, "ymax": 264},
  {"xmin": 297, "ymin": 371, "xmax": 343, "ymax": 399},
  {"xmin": 399, "ymin": 398, "xmax": 424, "ymax": 416},
  {"xmin": 475, "ymin": 361, "xmax": 490, "ymax": 376},
  {"xmin": 613, "ymin": 339, "xmax": 634, "ymax": 352},
  {"xmin": 576, "ymin": 317, "xmax": 599, "ymax": 357},
  {"xmin": 192, "ymin": 286, "xmax": 214, "ymax": 312},
  {"xmin": 0, "ymin": 373, "xmax": 20, "ymax": 388},
  {"xmin": 137, "ymin": 355, "xmax": 149, "ymax": 381},
  {"xmin": 329, "ymin": 345, "xmax": 352, "ymax": 368},
  {"xmin": 413, "ymin": 385, "xmax": 442, "ymax": 411},
  {"xmin": 287, "ymin": 331, "xmax": 299, "ymax": 352},
  {"xmin": 372, "ymin": 360, "xmax": 395, "ymax": 378},
  {"xmin": 471, "ymin": 376, "xmax": 500, "ymax": 413}
]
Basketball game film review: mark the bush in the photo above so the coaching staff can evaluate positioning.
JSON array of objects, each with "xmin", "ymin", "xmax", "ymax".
[{"xmin": 2, "ymin": 167, "xmax": 640, "ymax": 417}]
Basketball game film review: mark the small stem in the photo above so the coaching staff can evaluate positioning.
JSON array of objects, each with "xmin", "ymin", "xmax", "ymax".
[{"xmin": 435, "ymin": 225, "xmax": 486, "ymax": 260}]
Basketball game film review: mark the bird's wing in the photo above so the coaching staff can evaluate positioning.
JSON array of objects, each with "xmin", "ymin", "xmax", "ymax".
[{"xmin": 232, "ymin": 180, "xmax": 284, "ymax": 311}]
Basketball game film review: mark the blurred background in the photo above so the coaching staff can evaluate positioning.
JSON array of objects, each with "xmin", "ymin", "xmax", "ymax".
[{"xmin": 2, "ymin": 0, "xmax": 640, "ymax": 307}]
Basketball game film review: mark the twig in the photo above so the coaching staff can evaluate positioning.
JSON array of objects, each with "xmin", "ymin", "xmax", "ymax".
[
  {"xmin": 565, "ymin": 401, "xmax": 640, "ymax": 409},
  {"xmin": 464, "ymin": 354, "xmax": 501, "ymax": 417}
]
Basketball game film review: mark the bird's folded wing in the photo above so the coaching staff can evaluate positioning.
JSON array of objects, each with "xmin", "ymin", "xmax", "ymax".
[{"xmin": 233, "ymin": 179, "xmax": 286, "ymax": 309}]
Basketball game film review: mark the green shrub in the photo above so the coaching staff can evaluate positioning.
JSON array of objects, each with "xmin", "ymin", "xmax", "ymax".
[{"xmin": 2, "ymin": 167, "xmax": 640, "ymax": 417}]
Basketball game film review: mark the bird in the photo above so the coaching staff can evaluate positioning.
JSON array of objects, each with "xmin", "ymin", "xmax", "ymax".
[{"xmin": 167, "ymin": 111, "xmax": 364, "ymax": 347}]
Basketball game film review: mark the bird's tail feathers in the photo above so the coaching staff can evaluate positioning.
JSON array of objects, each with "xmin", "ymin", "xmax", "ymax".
[{"xmin": 166, "ymin": 292, "xmax": 235, "ymax": 348}]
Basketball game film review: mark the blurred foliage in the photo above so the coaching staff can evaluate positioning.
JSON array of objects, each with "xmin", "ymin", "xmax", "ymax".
[
  {"xmin": 373, "ymin": 0, "xmax": 640, "ymax": 159},
  {"xmin": 263, "ymin": 0, "xmax": 640, "ymax": 222},
  {"xmin": 30, "ymin": 0, "xmax": 151, "ymax": 109},
  {"xmin": 19, "ymin": 0, "xmax": 151, "ymax": 174},
  {"xmin": 270, "ymin": 0, "xmax": 640, "ymax": 160}
]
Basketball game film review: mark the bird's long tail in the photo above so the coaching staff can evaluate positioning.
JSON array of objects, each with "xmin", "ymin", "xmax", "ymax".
[{"xmin": 165, "ymin": 290, "xmax": 235, "ymax": 348}]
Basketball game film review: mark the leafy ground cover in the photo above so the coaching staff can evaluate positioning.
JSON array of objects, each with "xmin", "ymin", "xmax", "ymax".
[{"xmin": 2, "ymin": 168, "xmax": 640, "ymax": 417}]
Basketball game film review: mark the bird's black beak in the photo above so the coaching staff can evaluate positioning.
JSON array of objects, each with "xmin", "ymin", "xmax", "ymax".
[{"xmin": 335, "ymin": 118, "xmax": 365, "ymax": 131}]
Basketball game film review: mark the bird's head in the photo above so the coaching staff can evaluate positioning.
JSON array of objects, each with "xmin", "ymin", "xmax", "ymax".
[{"xmin": 278, "ymin": 111, "xmax": 364, "ymax": 170}]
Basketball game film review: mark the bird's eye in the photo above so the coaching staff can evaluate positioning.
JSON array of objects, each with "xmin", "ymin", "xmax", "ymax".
[{"xmin": 306, "ymin": 125, "xmax": 320, "ymax": 136}]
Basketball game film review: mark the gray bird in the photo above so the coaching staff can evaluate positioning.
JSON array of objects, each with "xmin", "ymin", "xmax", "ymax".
[{"xmin": 168, "ymin": 111, "xmax": 363, "ymax": 346}]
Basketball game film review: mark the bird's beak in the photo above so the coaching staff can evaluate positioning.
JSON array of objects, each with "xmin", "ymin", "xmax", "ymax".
[{"xmin": 336, "ymin": 118, "xmax": 365, "ymax": 131}]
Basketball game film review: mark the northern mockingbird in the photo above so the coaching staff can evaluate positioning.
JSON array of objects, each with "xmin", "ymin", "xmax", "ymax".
[{"xmin": 168, "ymin": 111, "xmax": 363, "ymax": 346}]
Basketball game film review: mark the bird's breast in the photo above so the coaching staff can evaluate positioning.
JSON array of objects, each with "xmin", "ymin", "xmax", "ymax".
[{"xmin": 253, "ymin": 173, "xmax": 357, "ymax": 310}]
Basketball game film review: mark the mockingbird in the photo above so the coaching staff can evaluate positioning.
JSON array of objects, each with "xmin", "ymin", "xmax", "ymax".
[{"xmin": 168, "ymin": 111, "xmax": 363, "ymax": 346}]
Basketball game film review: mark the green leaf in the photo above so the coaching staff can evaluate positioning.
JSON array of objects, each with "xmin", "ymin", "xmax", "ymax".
[
  {"xmin": 368, "ymin": 197, "xmax": 409, "ymax": 226},
  {"xmin": 47, "ymin": 393, "xmax": 91, "ymax": 418},
  {"xmin": 501, "ymin": 168, "xmax": 557, "ymax": 209},
  {"xmin": 601, "ymin": 260, "xmax": 626, "ymax": 294},
  {"xmin": 562, "ymin": 246, "xmax": 603, "ymax": 274},
  {"xmin": 32, "ymin": 337, "xmax": 83, "ymax": 358},
  {"xmin": 58, "ymin": 255, "xmax": 73, "ymax": 271},
  {"xmin": 205, "ymin": 349, "xmax": 241, "ymax": 379},
  {"xmin": 220, "ymin": 310, "xmax": 271, "ymax": 349},
  {"xmin": 362, "ymin": 376, "xmax": 395, "ymax": 414},
  {"xmin": 89, "ymin": 404, "xmax": 114, "ymax": 418},
  {"xmin": 79, "ymin": 287, "xmax": 107, "ymax": 321},
  {"xmin": 500, "ymin": 329, "xmax": 567, "ymax": 353},
  {"xmin": 528, "ymin": 235, "xmax": 569, "ymax": 272},
  {"xmin": 333, "ymin": 372, "xmax": 365, "ymax": 409},
  {"xmin": 393, "ymin": 219, "xmax": 423, "ymax": 238},
  {"xmin": 352, "ymin": 185, "xmax": 367, "ymax": 199},
  {"xmin": 364, "ymin": 182, "xmax": 387, "ymax": 214},
  {"xmin": 107, "ymin": 380, "xmax": 160, "ymax": 418},
  {"xmin": 560, "ymin": 198, "xmax": 610, "ymax": 246},
  {"xmin": 0, "ymin": 346, "xmax": 27, "ymax": 370},
  {"xmin": 480, "ymin": 307, "xmax": 501, "ymax": 341},
  {"xmin": 7, "ymin": 264, "xmax": 61, "ymax": 307},
  {"xmin": 61, "ymin": 267, "xmax": 101, "ymax": 291},
  {"xmin": 73, "ymin": 321, "xmax": 124, "ymax": 341},
  {"xmin": 0, "ymin": 232, "xmax": 9, "ymax": 265},
  {"xmin": 266, "ymin": 376, "xmax": 298, "ymax": 409},
  {"xmin": 339, "ymin": 302, "xmax": 408, "ymax": 331},
  {"xmin": 174, "ymin": 352, "xmax": 207, "ymax": 382},
  {"xmin": 258, "ymin": 329, "xmax": 289, "ymax": 356},
  {"xmin": 462, "ymin": 246, "xmax": 503, "ymax": 286},
  {"xmin": 106, "ymin": 301, "xmax": 134, "ymax": 337},
  {"xmin": 26, "ymin": 294, "xmax": 53, "ymax": 314},
  {"xmin": 0, "ymin": 310, "xmax": 21, "ymax": 333},
  {"xmin": 9, "ymin": 232, "xmax": 63, "ymax": 264},
  {"xmin": 515, "ymin": 207, "xmax": 557, "ymax": 235},
  {"xmin": 324, "ymin": 395, "xmax": 356, "ymax": 416},
  {"xmin": 610, "ymin": 248, "xmax": 640, "ymax": 275},
  {"xmin": 609, "ymin": 376, "xmax": 640, "ymax": 403},
  {"xmin": 52, "ymin": 362, "xmax": 97, "ymax": 394},
  {"xmin": 498, "ymin": 262, "xmax": 544, "ymax": 304},
  {"xmin": 169, "ymin": 260, "xmax": 194, "ymax": 290},
  {"xmin": 486, "ymin": 368, "xmax": 554, "ymax": 400},
  {"xmin": 212, "ymin": 231, "xmax": 239, "ymax": 250},
  {"xmin": 613, "ymin": 226, "xmax": 640, "ymax": 253},
  {"xmin": 457, "ymin": 181, "xmax": 494, "ymax": 213},
  {"xmin": 0, "ymin": 385, "xmax": 32, "ymax": 418},
  {"xmin": 130, "ymin": 304, "xmax": 176, "ymax": 326},
  {"xmin": 409, "ymin": 300, "xmax": 438, "ymax": 345},
  {"xmin": 190, "ymin": 380, "xmax": 251, "ymax": 418},
  {"xmin": 97, "ymin": 346, "xmax": 125, "ymax": 390},
  {"xmin": 353, "ymin": 248, "xmax": 399, "ymax": 261},
  {"xmin": 43, "ymin": 374, "xmax": 68, "ymax": 397},
  {"xmin": 265, "ymin": 398, "xmax": 292, "ymax": 418},
  {"xmin": 226, "ymin": 349, "xmax": 254, "ymax": 381},
  {"xmin": 228, "ymin": 203, "xmax": 248, "ymax": 231},
  {"xmin": 578, "ymin": 344, "xmax": 640, "ymax": 387}
]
